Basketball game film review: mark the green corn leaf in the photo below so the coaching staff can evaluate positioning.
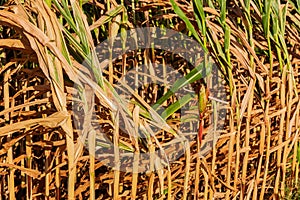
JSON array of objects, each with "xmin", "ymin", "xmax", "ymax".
[
  {"xmin": 194, "ymin": 9, "xmax": 203, "ymax": 35},
  {"xmin": 224, "ymin": 25, "xmax": 231, "ymax": 61},
  {"xmin": 262, "ymin": 0, "xmax": 272, "ymax": 36},
  {"xmin": 281, "ymin": 3, "xmax": 288, "ymax": 34},
  {"xmin": 170, "ymin": 0, "xmax": 208, "ymax": 53},
  {"xmin": 153, "ymin": 60, "xmax": 212, "ymax": 111},
  {"xmin": 193, "ymin": 0, "xmax": 207, "ymax": 46},
  {"xmin": 161, "ymin": 93, "xmax": 195, "ymax": 120},
  {"xmin": 219, "ymin": 0, "xmax": 226, "ymax": 24},
  {"xmin": 53, "ymin": 0, "xmax": 77, "ymax": 31}
]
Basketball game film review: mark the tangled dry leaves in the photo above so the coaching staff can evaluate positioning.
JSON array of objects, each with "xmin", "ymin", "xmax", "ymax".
[{"xmin": 0, "ymin": 0, "xmax": 299, "ymax": 199}]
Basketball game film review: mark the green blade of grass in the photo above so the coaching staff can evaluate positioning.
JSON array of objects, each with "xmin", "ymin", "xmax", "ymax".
[
  {"xmin": 161, "ymin": 93, "xmax": 195, "ymax": 120},
  {"xmin": 170, "ymin": 0, "xmax": 208, "ymax": 53},
  {"xmin": 152, "ymin": 61, "xmax": 212, "ymax": 111}
]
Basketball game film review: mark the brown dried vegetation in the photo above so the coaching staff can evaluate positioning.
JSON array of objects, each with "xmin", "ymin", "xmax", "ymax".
[{"xmin": 0, "ymin": 0, "xmax": 299, "ymax": 199}]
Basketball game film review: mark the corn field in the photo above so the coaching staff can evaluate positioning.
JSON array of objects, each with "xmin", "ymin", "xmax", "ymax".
[{"xmin": 0, "ymin": 0, "xmax": 300, "ymax": 199}]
